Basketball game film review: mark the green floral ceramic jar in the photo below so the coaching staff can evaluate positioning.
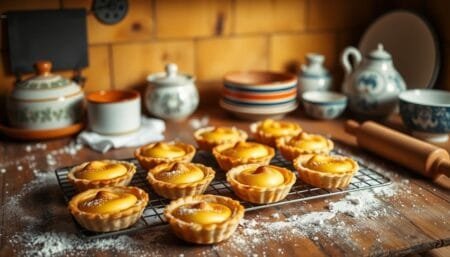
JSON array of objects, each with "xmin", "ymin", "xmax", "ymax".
[{"xmin": 6, "ymin": 61, "xmax": 85, "ymax": 130}]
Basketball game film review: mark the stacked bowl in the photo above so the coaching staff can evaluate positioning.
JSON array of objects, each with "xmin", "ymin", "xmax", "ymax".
[{"xmin": 221, "ymin": 71, "xmax": 298, "ymax": 120}]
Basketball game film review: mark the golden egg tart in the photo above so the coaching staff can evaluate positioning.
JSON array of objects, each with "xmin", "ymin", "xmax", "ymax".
[
  {"xmin": 227, "ymin": 164, "xmax": 296, "ymax": 204},
  {"xmin": 134, "ymin": 141, "xmax": 196, "ymax": 169},
  {"xmin": 194, "ymin": 126, "xmax": 248, "ymax": 151},
  {"xmin": 293, "ymin": 154, "xmax": 358, "ymax": 189},
  {"xmin": 67, "ymin": 160, "xmax": 136, "ymax": 192},
  {"xmin": 277, "ymin": 132, "xmax": 334, "ymax": 161},
  {"xmin": 68, "ymin": 186, "xmax": 149, "ymax": 232},
  {"xmin": 164, "ymin": 194, "xmax": 244, "ymax": 244},
  {"xmin": 212, "ymin": 141, "xmax": 275, "ymax": 171},
  {"xmin": 147, "ymin": 162, "xmax": 215, "ymax": 199},
  {"xmin": 250, "ymin": 119, "xmax": 302, "ymax": 146}
]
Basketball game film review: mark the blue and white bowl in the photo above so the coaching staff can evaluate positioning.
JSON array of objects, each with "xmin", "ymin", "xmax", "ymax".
[
  {"xmin": 302, "ymin": 91, "xmax": 347, "ymax": 120},
  {"xmin": 399, "ymin": 89, "xmax": 450, "ymax": 143}
]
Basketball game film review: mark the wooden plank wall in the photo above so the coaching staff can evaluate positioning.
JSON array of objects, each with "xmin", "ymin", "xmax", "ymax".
[{"xmin": 0, "ymin": 0, "xmax": 448, "ymax": 97}]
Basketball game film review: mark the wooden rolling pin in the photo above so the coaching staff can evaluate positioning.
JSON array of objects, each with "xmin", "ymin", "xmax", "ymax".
[{"xmin": 345, "ymin": 120, "xmax": 450, "ymax": 179}]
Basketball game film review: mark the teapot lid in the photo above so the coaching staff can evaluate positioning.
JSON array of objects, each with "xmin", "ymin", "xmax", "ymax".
[
  {"xmin": 146, "ymin": 63, "xmax": 194, "ymax": 86},
  {"xmin": 11, "ymin": 61, "xmax": 81, "ymax": 100},
  {"xmin": 368, "ymin": 44, "xmax": 391, "ymax": 60}
]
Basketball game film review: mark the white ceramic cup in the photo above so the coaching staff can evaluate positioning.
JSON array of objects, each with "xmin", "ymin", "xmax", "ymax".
[{"xmin": 86, "ymin": 90, "xmax": 141, "ymax": 135}]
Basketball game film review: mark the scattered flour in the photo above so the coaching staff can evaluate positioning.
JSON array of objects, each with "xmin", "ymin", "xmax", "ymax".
[
  {"xmin": 222, "ymin": 183, "xmax": 407, "ymax": 256},
  {"xmin": 0, "ymin": 141, "xmax": 83, "ymax": 173},
  {"xmin": 328, "ymin": 190, "xmax": 385, "ymax": 218},
  {"xmin": 9, "ymin": 230, "xmax": 170, "ymax": 257},
  {"xmin": 1, "ymin": 140, "xmax": 413, "ymax": 257},
  {"xmin": 189, "ymin": 116, "xmax": 209, "ymax": 129},
  {"xmin": 1, "ymin": 141, "xmax": 167, "ymax": 257},
  {"xmin": 3, "ymin": 167, "xmax": 167, "ymax": 257}
]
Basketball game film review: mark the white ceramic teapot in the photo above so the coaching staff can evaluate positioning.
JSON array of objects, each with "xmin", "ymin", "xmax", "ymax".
[
  {"xmin": 145, "ymin": 63, "xmax": 199, "ymax": 120},
  {"xmin": 341, "ymin": 44, "xmax": 406, "ymax": 118}
]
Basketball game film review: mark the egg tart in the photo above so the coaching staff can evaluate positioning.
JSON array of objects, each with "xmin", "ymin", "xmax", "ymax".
[
  {"xmin": 67, "ymin": 160, "xmax": 136, "ymax": 192},
  {"xmin": 164, "ymin": 194, "xmax": 244, "ymax": 244},
  {"xmin": 250, "ymin": 119, "xmax": 302, "ymax": 146},
  {"xmin": 227, "ymin": 164, "xmax": 296, "ymax": 204},
  {"xmin": 194, "ymin": 126, "xmax": 248, "ymax": 151},
  {"xmin": 134, "ymin": 141, "xmax": 196, "ymax": 169},
  {"xmin": 147, "ymin": 162, "xmax": 215, "ymax": 199},
  {"xmin": 68, "ymin": 186, "xmax": 149, "ymax": 232},
  {"xmin": 293, "ymin": 154, "xmax": 358, "ymax": 189},
  {"xmin": 277, "ymin": 132, "xmax": 334, "ymax": 161},
  {"xmin": 212, "ymin": 141, "xmax": 275, "ymax": 171}
]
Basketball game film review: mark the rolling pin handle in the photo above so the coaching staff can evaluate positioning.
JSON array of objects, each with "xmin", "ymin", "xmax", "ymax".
[
  {"xmin": 345, "ymin": 120, "xmax": 360, "ymax": 135},
  {"xmin": 436, "ymin": 159, "xmax": 450, "ymax": 178}
]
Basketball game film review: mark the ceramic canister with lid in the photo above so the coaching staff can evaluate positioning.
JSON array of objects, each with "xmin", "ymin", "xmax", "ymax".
[
  {"xmin": 145, "ymin": 63, "xmax": 199, "ymax": 120},
  {"xmin": 6, "ymin": 61, "xmax": 85, "ymax": 130}
]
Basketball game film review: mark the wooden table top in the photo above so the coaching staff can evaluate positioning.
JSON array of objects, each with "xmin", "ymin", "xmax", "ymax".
[{"xmin": 0, "ymin": 105, "xmax": 449, "ymax": 257}]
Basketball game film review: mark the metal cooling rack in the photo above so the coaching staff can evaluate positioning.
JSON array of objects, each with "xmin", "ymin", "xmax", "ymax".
[{"xmin": 55, "ymin": 150, "xmax": 391, "ymax": 239}]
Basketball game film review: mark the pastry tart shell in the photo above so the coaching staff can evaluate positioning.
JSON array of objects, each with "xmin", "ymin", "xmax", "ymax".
[
  {"xmin": 68, "ymin": 186, "xmax": 149, "ymax": 232},
  {"xmin": 250, "ymin": 121, "xmax": 302, "ymax": 147},
  {"xmin": 194, "ymin": 126, "xmax": 248, "ymax": 151},
  {"xmin": 164, "ymin": 194, "xmax": 244, "ymax": 244},
  {"xmin": 212, "ymin": 143, "xmax": 275, "ymax": 171},
  {"xmin": 134, "ymin": 141, "xmax": 196, "ymax": 169},
  {"xmin": 226, "ymin": 164, "xmax": 296, "ymax": 204},
  {"xmin": 293, "ymin": 154, "xmax": 358, "ymax": 189},
  {"xmin": 147, "ymin": 162, "xmax": 215, "ymax": 199},
  {"xmin": 276, "ymin": 135, "xmax": 334, "ymax": 161},
  {"xmin": 67, "ymin": 160, "xmax": 136, "ymax": 192}
]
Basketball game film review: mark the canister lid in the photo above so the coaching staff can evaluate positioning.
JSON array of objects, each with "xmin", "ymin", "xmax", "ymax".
[
  {"xmin": 11, "ymin": 61, "xmax": 82, "ymax": 100},
  {"xmin": 146, "ymin": 63, "xmax": 194, "ymax": 86}
]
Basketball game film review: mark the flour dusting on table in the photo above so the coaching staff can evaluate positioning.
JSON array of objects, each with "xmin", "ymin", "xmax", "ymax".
[{"xmin": 0, "ymin": 140, "xmax": 418, "ymax": 257}]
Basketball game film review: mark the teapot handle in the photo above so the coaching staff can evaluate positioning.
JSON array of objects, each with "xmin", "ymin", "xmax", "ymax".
[{"xmin": 341, "ymin": 47, "xmax": 362, "ymax": 75}]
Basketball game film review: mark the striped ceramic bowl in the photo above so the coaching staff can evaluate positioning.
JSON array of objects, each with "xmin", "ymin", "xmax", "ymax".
[{"xmin": 223, "ymin": 71, "xmax": 298, "ymax": 108}]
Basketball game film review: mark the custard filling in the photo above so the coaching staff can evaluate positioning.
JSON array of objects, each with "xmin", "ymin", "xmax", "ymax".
[
  {"xmin": 222, "ymin": 142, "xmax": 269, "ymax": 159},
  {"xmin": 78, "ymin": 190, "xmax": 138, "ymax": 214},
  {"xmin": 259, "ymin": 119, "xmax": 300, "ymax": 137},
  {"xmin": 201, "ymin": 127, "xmax": 240, "ymax": 142},
  {"xmin": 304, "ymin": 154, "xmax": 354, "ymax": 174},
  {"xmin": 143, "ymin": 142, "xmax": 186, "ymax": 159},
  {"xmin": 173, "ymin": 202, "xmax": 231, "ymax": 225},
  {"xmin": 236, "ymin": 165, "xmax": 285, "ymax": 187},
  {"xmin": 154, "ymin": 163, "xmax": 205, "ymax": 184},
  {"xmin": 289, "ymin": 133, "xmax": 328, "ymax": 150},
  {"xmin": 76, "ymin": 161, "xmax": 128, "ymax": 180}
]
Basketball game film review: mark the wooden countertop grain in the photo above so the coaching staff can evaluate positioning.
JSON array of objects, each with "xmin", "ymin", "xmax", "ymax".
[{"xmin": 0, "ymin": 105, "xmax": 449, "ymax": 257}]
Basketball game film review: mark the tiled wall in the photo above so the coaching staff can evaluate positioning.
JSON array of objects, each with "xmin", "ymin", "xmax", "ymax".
[{"xmin": 0, "ymin": 0, "xmax": 449, "ymax": 101}]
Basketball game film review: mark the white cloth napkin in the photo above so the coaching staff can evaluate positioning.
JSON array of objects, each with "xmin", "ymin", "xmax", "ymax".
[{"xmin": 77, "ymin": 117, "xmax": 165, "ymax": 153}]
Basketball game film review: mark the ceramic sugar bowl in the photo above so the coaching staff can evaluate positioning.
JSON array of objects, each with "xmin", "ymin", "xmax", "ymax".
[
  {"xmin": 145, "ymin": 63, "xmax": 199, "ymax": 120},
  {"xmin": 298, "ymin": 53, "xmax": 332, "ymax": 98},
  {"xmin": 341, "ymin": 44, "xmax": 406, "ymax": 119},
  {"xmin": 6, "ymin": 61, "xmax": 84, "ymax": 130}
]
